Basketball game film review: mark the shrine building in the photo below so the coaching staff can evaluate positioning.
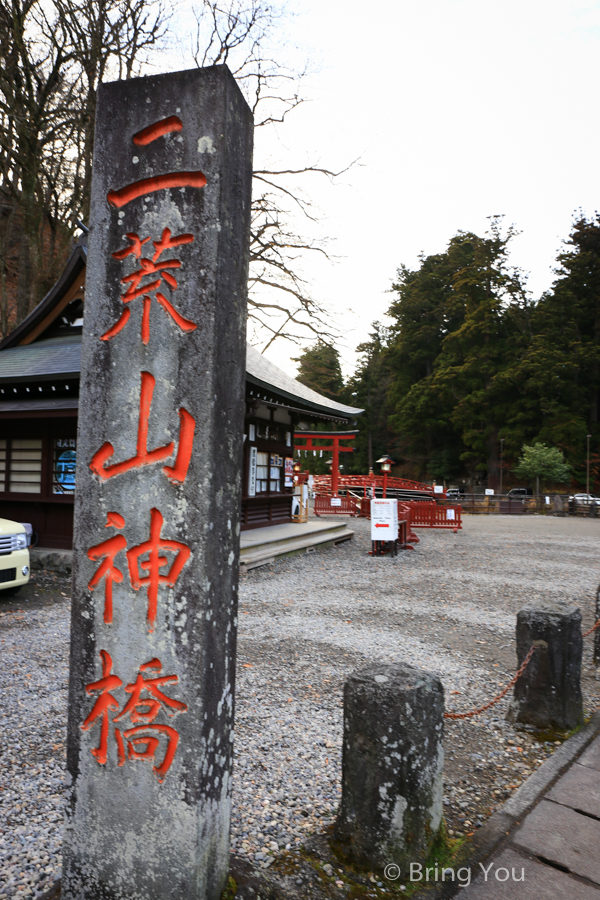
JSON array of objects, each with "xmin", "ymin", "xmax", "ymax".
[{"xmin": 0, "ymin": 238, "xmax": 362, "ymax": 548}]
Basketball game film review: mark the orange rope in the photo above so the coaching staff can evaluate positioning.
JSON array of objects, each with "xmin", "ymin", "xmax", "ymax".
[
  {"xmin": 583, "ymin": 584, "xmax": 600, "ymax": 637},
  {"xmin": 583, "ymin": 618, "xmax": 600, "ymax": 637},
  {"xmin": 446, "ymin": 583, "xmax": 600, "ymax": 720},
  {"xmin": 444, "ymin": 645, "xmax": 538, "ymax": 720}
]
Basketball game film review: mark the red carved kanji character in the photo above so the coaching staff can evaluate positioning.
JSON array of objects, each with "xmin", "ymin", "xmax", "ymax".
[
  {"xmin": 89, "ymin": 371, "xmax": 195, "ymax": 485},
  {"xmin": 102, "ymin": 227, "xmax": 197, "ymax": 344},
  {"xmin": 105, "ymin": 115, "xmax": 206, "ymax": 208},
  {"xmin": 82, "ymin": 653, "xmax": 187, "ymax": 781},
  {"xmin": 127, "ymin": 508, "xmax": 191, "ymax": 632},
  {"xmin": 87, "ymin": 513, "xmax": 127, "ymax": 623},
  {"xmin": 81, "ymin": 650, "xmax": 123, "ymax": 764}
]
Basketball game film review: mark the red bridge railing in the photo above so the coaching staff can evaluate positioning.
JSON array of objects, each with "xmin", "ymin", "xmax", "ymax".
[
  {"xmin": 309, "ymin": 474, "xmax": 438, "ymax": 497},
  {"xmin": 401, "ymin": 501, "xmax": 462, "ymax": 531},
  {"xmin": 314, "ymin": 495, "xmax": 359, "ymax": 517}
]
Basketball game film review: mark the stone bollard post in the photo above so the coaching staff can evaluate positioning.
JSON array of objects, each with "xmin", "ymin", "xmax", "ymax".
[
  {"xmin": 594, "ymin": 587, "xmax": 600, "ymax": 668},
  {"xmin": 507, "ymin": 600, "xmax": 583, "ymax": 732},
  {"xmin": 334, "ymin": 663, "xmax": 444, "ymax": 871}
]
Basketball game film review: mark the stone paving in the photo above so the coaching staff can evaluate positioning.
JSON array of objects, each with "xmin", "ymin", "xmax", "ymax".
[{"xmin": 462, "ymin": 727, "xmax": 600, "ymax": 898}]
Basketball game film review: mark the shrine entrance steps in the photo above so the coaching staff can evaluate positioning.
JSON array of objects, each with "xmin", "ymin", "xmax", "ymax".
[{"xmin": 239, "ymin": 520, "xmax": 354, "ymax": 574}]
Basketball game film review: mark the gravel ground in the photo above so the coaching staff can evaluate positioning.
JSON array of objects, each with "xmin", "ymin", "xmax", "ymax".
[{"xmin": 1, "ymin": 514, "xmax": 600, "ymax": 897}]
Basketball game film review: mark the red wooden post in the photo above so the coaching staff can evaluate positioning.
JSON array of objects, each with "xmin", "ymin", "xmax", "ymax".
[{"xmin": 332, "ymin": 435, "xmax": 340, "ymax": 496}]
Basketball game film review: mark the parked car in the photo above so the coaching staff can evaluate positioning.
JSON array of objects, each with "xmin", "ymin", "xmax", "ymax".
[
  {"xmin": 0, "ymin": 518, "xmax": 30, "ymax": 596},
  {"xmin": 507, "ymin": 487, "xmax": 532, "ymax": 497},
  {"xmin": 446, "ymin": 489, "xmax": 462, "ymax": 500},
  {"xmin": 569, "ymin": 493, "xmax": 600, "ymax": 507}
]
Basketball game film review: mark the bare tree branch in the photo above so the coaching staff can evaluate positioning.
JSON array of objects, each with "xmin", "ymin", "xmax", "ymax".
[
  {"xmin": 193, "ymin": 0, "xmax": 355, "ymax": 351},
  {"xmin": 0, "ymin": 0, "xmax": 170, "ymax": 333}
]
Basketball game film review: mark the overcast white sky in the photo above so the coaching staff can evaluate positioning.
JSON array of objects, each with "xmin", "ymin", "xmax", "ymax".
[{"xmin": 177, "ymin": 0, "xmax": 600, "ymax": 377}]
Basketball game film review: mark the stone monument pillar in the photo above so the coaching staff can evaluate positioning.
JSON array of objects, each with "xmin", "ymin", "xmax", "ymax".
[{"xmin": 62, "ymin": 66, "xmax": 253, "ymax": 900}]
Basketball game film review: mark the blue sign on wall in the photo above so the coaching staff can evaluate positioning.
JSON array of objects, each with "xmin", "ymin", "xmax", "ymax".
[{"xmin": 56, "ymin": 450, "xmax": 76, "ymax": 491}]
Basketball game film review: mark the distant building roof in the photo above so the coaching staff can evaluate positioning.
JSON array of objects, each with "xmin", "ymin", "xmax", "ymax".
[
  {"xmin": 0, "ymin": 335, "xmax": 82, "ymax": 383},
  {"xmin": 0, "ymin": 321, "xmax": 363, "ymax": 421},
  {"xmin": 245, "ymin": 344, "xmax": 362, "ymax": 419}
]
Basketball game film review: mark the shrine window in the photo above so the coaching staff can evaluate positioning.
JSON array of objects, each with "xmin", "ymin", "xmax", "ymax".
[
  {"xmin": 7, "ymin": 439, "xmax": 43, "ymax": 493},
  {"xmin": 255, "ymin": 451, "xmax": 269, "ymax": 493},
  {"xmin": 269, "ymin": 466, "xmax": 281, "ymax": 492}
]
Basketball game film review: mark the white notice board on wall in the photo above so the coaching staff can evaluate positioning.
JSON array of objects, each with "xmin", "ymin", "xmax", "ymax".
[
  {"xmin": 248, "ymin": 446, "xmax": 257, "ymax": 497},
  {"xmin": 371, "ymin": 499, "xmax": 398, "ymax": 541}
]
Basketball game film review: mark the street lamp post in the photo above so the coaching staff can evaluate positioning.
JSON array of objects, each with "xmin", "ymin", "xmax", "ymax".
[
  {"xmin": 500, "ymin": 438, "xmax": 505, "ymax": 496},
  {"xmin": 587, "ymin": 434, "xmax": 592, "ymax": 496},
  {"xmin": 376, "ymin": 455, "xmax": 394, "ymax": 498}
]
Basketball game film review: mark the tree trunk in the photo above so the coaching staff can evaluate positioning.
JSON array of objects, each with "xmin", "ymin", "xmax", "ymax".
[{"xmin": 486, "ymin": 426, "xmax": 499, "ymax": 491}]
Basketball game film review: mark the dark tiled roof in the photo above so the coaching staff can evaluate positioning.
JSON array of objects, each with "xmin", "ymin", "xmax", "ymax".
[
  {"xmin": 0, "ymin": 397, "xmax": 78, "ymax": 412},
  {"xmin": 0, "ymin": 335, "xmax": 82, "ymax": 382},
  {"xmin": 0, "ymin": 244, "xmax": 86, "ymax": 350},
  {"xmin": 245, "ymin": 344, "xmax": 362, "ymax": 419},
  {"xmin": 0, "ymin": 332, "xmax": 362, "ymax": 420}
]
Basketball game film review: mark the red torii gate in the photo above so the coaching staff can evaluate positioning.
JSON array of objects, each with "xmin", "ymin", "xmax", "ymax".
[{"xmin": 293, "ymin": 431, "xmax": 357, "ymax": 497}]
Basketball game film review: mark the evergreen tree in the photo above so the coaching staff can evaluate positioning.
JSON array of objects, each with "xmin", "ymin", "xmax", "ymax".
[
  {"xmin": 509, "ymin": 215, "xmax": 600, "ymax": 488},
  {"xmin": 345, "ymin": 323, "xmax": 393, "ymax": 474},
  {"xmin": 387, "ymin": 219, "xmax": 528, "ymax": 484},
  {"xmin": 293, "ymin": 340, "xmax": 344, "ymax": 401}
]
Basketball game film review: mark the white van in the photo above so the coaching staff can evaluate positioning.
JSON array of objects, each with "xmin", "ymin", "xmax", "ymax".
[{"xmin": 0, "ymin": 518, "xmax": 30, "ymax": 595}]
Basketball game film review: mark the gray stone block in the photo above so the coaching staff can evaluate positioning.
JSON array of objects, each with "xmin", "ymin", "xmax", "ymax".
[
  {"xmin": 61, "ymin": 65, "xmax": 253, "ymax": 900},
  {"xmin": 547, "ymin": 762, "xmax": 600, "ymax": 818},
  {"xmin": 507, "ymin": 599, "xmax": 583, "ymax": 731},
  {"xmin": 460, "ymin": 848, "xmax": 600, "ymax": 899},
  {"xmin": 30, "ymin": 548, "xmax": 73, "ymax": 574},
  {"xmin": 578, "ymin": 735, "xmax": 600, "ymax": 772},
  {"xmin": 503, "ymin": 712, "xmax": 600, "ymax": 820},
  {"xmin": 594, "ymin": 586, "xmax": 600, "ymax": 667},
  {"xmin": 334, "ymin": 662, "xmax": 444, "ymax": 870},
  {"xmin": 514, "ymin": 799, "xmax": 600, "ymax": 885}
]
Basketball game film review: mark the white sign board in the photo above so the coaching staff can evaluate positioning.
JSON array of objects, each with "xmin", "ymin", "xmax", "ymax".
[
  {"xmin": 371, "ymin": 498, "xmax": 398, "ymax": 541},
  {"xmin": 545, "ymin": 495, "xmax": 551, "ymax": 505},
  {"xmin": 433, "ymin": 485, "xmax": 444, "ymax": 494},
  {"xmin": 331, "ymin": 498, "xmax": 342, "ymax": 507},
  {"xmin": 485, "ymin": 488, "xmax": 494, "ymax": 496},
  {"xmin": 248, "ymin": 446, "xmax": 257, "ymax": 497},
  {"xmin": 446, "ymin": 508, "xmax": 456, "ymax": 521}
]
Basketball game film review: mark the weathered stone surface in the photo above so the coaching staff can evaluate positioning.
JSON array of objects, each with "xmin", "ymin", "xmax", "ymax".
[
  {"xmin": 578, "ymin": 734, "xmax": 600, "ymax": 772},
  {"xmin": 502, "ymin": 712, "xmax": 600, "ymax": 819},
  {"xmin": 30, "ymin": 548, "xmax": 73, "ymax": 574},
  {"xmin": 334, "ymin": 662, "xmax": 444, "ymax": 870},
  {"xmin": 547, "ymin": 763, "xmax": 600, "ymax": 818},
  {"xmin": 61, "ymin": 66, "xmax": 253, "ymax": 900},
  {"xmin": 461, "ymin": 848, "xmax": 600, "ymax": 899},
  {"xmin": 593, "ymin": 585, "xmax": 600, "ymax": 667},
  {"xmin": 507, "ymin": 599, "xmax": 583, "ymax": 731},
  {"xmin": 513, "ymin": 799, "xmax": 600, "ymax": 885}
]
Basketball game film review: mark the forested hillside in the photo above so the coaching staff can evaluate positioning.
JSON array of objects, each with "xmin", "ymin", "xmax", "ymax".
[{"xmin": 298, "ymin": 215, "xmax": 600, "ymax": 491}]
